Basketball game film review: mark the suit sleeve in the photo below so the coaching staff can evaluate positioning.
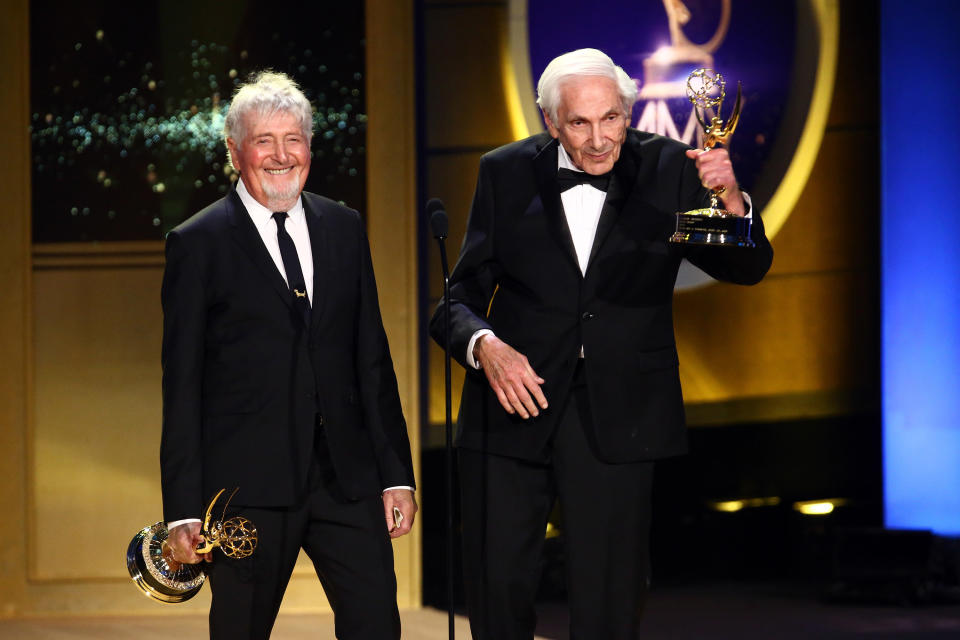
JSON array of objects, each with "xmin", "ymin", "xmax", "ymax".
[
  {"xmin": 678, "ymin": 151, "xmax": 774, "ymax": 284},
  {"xmin": 159, "ymin": 230, "xmax": 206, "ymax": 523},
  {"xmin": 355, "ymin": 225, "xmax": 416, "ymax": 490},
  {"xmin": 428, "ymin": 157, "xmax": 501, "ymax": 367}
]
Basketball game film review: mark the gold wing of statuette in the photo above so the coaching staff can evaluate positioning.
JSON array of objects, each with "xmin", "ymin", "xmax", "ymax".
[
  {"xmin": 218, "ymin": 487, "xmax": 241, "ymax": 525},
  {"xmin": 195, "ymin": 488, "xmax": 226, "ymax": 554},
  {"xmin": 719, "ymin": 82, "xmax": 743, "ymax": 143}
]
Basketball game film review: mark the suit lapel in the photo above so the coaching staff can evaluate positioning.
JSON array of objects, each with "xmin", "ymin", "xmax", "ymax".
[
  {"xmin": 533, "ymin": 138, "xmax": 581, "ymax": 275},
  {"xmin": 226, "ymin": 189, "xmax": 294, "ymax": 311},
  {"xmin": 303, "ymin": 196, "xmax": 328, "ymax": 332},
  {"xmin": 585, "ymin": 139, "xmax": 639, "ymax": 273}
]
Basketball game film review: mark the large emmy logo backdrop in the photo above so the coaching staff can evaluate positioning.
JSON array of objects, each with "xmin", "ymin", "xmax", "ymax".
[{"xmin": 510, "ymin": 0, "xmax": 837, "ymax": 287}]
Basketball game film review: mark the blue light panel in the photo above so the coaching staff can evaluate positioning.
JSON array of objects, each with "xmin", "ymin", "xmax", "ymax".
[{"xmin": 881, "ymin": 0, "xmax": 960, "ymax": 535}]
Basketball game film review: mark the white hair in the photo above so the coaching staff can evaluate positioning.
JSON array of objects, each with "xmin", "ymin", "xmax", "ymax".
[
  {"xmin": 223, "ymin": 70, "xmax": 313, "ymax": 164},
  {"xmin": 536, "ymin": 48, "xmax": 638, "ymax": 123}
]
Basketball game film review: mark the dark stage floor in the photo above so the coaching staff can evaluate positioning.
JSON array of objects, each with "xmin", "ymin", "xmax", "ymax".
[
  {"xmin": 1, "ymin": 580, "xmax": 957, "ymax": 638},
  {"xmin": 533, "ymin": 580, "xmax": 960, "ymax": 639}
]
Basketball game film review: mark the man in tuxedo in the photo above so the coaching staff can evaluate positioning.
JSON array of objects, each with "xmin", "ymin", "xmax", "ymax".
[
  {"xmin": 161, "ymin": 71, "xmax": 417, "ymax": 639},
  {"xmin": 430, "ymin": 49, "xmax": 773, "ymax": 639}
]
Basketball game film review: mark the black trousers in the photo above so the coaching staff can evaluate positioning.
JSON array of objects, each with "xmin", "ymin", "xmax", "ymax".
[
  {"xmin": 459, "ymin": 370, "xmax": 655, "ymax": 640},
  {"xmin": 207, "ymin": 428, "xmax": 400, "ymax": 640}
]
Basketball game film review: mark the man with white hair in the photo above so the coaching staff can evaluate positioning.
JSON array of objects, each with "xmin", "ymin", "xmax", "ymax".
[
  {"xmin": 431, "ymin": 48, "xmax": 772, "ymax": 638},
  {"xmin": 161, "ymin": 70, "xmax": 417, "ymax": 639}
]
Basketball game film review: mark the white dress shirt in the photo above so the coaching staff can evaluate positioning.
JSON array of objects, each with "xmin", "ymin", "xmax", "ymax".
[
  {"xmin": 236, "ymin": 177, "xmax": 315, "ymax": 303},
  {"xmin": 557, "ymin": 144, "xmax": 607, "ymax": 276}
]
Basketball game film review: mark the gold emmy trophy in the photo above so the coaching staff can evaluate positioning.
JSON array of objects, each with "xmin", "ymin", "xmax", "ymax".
[
  {"xmin": 126, "ymin": 488, "xmax": 258, "ymax": 603},
  {"xmin": 669, "ymin": 68, "xmax": 754, "ymax": 247}
]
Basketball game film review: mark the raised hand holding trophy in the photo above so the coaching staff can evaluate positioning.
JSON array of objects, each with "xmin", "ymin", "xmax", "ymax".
[
  {"xmin": 670, "ymin": 68, "xmax": 754, "ymax": 247},
  {"xmin": 126, "ymin": 488, "xmax": 258, "ymax": 603}
]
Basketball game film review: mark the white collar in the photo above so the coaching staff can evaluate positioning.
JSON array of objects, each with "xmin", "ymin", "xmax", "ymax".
[{"xmin": 557, "ymin": 143, "xmax": 583, "ymax": 172}]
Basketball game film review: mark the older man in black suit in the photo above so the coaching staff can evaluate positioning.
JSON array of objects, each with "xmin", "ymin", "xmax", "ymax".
[
  {"xmin": 430, "ymin": 48, "xmax": 773, "ymax": 639},
  {"xmin": 161, "ymin": 71, "xmax": 417, "ymax": 639}
]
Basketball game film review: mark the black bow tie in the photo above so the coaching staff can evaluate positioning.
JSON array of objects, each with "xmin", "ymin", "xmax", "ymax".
[{"xmin": 557, "ymin": 167, "xmax": 611, "ymax": 192}]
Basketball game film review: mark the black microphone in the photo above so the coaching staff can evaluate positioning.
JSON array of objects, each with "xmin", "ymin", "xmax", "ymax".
[{"xmin": 427, "ymin": 198, "xmax": 448, "ymax": 240}]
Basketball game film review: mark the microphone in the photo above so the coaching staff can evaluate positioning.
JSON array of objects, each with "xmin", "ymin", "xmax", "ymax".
[{"xmin": 427, "ymin": 198, "xmax": 448, "ymax": 240}]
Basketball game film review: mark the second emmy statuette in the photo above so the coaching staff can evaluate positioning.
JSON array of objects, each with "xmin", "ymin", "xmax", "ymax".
[
  {"xmin": 126, "ymin": 488, "xmax": 258, "ymax": 603},
  {"xmin": 670, "ymin": 68, "xmax": 754, "ymax": 247}
]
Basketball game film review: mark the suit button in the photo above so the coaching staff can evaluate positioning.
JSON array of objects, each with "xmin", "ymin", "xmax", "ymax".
[{"xmin": 581, "ymin": 311, "xmax": 594, "ymax": 321}]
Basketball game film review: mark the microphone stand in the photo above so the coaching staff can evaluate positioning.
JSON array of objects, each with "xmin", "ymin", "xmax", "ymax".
[
  {"xmin": 441, "ymin": 243, "xmax": 454, "ymax": 640},
  {"xmin": 430, "ymin": 203, "xmax": 455, "ymax": 639}
]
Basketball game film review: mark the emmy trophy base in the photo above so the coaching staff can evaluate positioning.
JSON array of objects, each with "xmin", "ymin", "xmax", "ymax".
[
  {"xmin": 126, "ymin": 488, "xmax": 257, "ymax": 603},
  {"xmin": 127, "ymin": 522, "xmax": 206, "ymax": 603},
  {"xmin": 670, "ymin": 208, "xmax": 755, "ymax": 247}
]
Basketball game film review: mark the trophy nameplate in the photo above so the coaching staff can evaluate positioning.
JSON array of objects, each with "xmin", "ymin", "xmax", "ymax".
[
  {"xmin": 126, "ymin": 488, "xmax": 258, "ymax": 603},
  {"xmin": 669, "ymin": 68, "xmax": 754, "ymax": 247}
]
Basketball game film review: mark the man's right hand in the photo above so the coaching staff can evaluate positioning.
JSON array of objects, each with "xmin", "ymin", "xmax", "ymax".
[
  {"xmin": 166, "ymin": 521, "xmax": 211, "ymax": 564},
  {"xmin": 474, "ymin": 335, "xmax": 548, "ymax": 419}
]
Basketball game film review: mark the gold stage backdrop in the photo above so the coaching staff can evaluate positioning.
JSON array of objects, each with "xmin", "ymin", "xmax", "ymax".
[
  {"xmin": 423, "ymin": 0, "xmax": 877, "ymax": 441},
  {"xmin": 0, "ymin": 0, "xmax": 420, "ymax": 618}
]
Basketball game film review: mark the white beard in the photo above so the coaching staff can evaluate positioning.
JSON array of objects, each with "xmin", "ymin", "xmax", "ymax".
[{"xmin": 262, "ymin": 172, "xmax": 302, "ymax": 210}]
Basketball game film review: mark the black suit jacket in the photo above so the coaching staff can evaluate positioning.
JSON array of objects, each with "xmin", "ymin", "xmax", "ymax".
[
  {"xmin": 160, "ymin": 188, "xmax": 415, "ymax": 523},
  {"xmin": 430, "ymin": 130, "xmax": 773, "ymax": 464}
]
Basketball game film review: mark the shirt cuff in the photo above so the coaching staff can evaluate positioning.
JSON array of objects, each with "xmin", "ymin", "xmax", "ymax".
[
  {"xmin": 167, "ymin": 518, "xmax": 201, "ymax": 530},
  {"xmin": 382, "ymin": 486, "xmax": 415, "ymax": 494},
  {"xmin": 742, "ymin": 190, "xmax": 753, "ymax": 218},
  {"xmin": 466, "ymin": 329, "xmax": 495, "ymax": 369}
]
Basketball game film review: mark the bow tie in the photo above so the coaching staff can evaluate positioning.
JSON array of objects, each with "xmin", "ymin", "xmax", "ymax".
[{"xmin": 557, "ymin": 167, "xmax": 611, "ymax": 192}]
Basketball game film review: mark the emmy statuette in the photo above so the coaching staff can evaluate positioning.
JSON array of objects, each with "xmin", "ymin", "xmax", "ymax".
[
  {"xmin": 126, "ymin": 488, "xmax": 258, "ymax": 603},
  {"xmin": 669, "ymin": 68, "xmax": 754, "ymax": 247}
]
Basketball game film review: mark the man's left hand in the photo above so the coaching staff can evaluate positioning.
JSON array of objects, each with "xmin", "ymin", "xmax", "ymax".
[
  {"xmin": 383, "ymin": 488, "xmax": 418, "ymax": 538},
  {"xmin": 685, "ymin": 147, "xmax": 745, "ymax": 217}
]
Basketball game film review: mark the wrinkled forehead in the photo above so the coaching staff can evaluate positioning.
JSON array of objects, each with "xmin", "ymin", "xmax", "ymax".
[
  {"xmin": 243, "ymin": 108, "xmax": 308, "ymax": 138},
  {"xmin": 556, "ymin": 75, "xmax": 625, "ymax": 117}
]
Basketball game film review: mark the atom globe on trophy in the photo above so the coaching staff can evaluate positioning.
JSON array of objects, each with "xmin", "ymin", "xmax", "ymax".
[
  {"xmin": 669, "ymin": 68, "xmax": 754, "ymax": 247},
  {"xmin": 126, "ymin": 488, "xmax": 258, "ymax": 603}
]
